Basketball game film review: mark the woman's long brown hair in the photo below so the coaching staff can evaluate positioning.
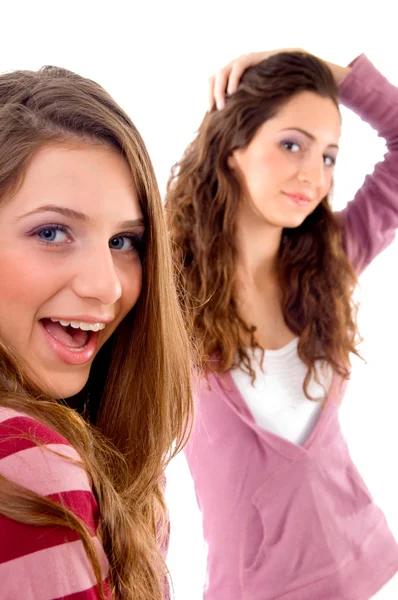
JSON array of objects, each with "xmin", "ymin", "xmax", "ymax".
[
  {"xmin": 0, "ymin": 66, "xmax": 193, "ymax": 599},
  {"xmin": 165, "ymin": 52, "xmax": 362, "ymax": 397}
]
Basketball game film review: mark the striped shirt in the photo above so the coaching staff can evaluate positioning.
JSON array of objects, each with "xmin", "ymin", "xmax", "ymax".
[{"xmin": 0, "ymin": 407, "xmax": 111, "ymax": 600}]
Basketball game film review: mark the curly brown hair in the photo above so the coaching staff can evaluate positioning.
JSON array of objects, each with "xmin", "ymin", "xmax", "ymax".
[{"xmin": 165, "ymin": 51, "xmax": 362, "ymax": 398}]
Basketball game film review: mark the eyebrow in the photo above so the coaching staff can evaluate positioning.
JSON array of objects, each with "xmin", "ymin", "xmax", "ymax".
[
  {"xmin": 281, "ymin": 127, "xmax": 339, "ymax": 149},
  {"xmin": 17, "ymin": 204, "xmax": 145, "ymax": 229}
]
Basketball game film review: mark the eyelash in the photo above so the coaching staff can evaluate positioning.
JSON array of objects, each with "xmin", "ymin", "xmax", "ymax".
[
  {"xmin": 31, "ymin": 224, "xmax": 145, "ymax": 258},
  {"xmin": 281, "ymin": 140, "xmax": 336, "ymax": 167}
]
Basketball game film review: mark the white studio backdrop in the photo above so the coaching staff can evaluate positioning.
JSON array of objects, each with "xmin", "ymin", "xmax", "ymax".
[{"xmin": 1, "ymin": 2, "xmax": 397, "ymax": 598}]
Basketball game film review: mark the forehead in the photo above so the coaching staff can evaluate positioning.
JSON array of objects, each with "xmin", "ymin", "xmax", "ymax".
[
  {"xmin": 7, "ymin": 143, "xmax": 142, "ymax": 220},
  {"xmin": 261, "ymin": 91, "xmax": 341, "ymax": 141},
  {"xmin": 24, "ymin": 143, "xmax": 133, "ymax": 191}
]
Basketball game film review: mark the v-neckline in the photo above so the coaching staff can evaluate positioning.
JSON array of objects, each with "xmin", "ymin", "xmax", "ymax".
[{"xmin": 216, "ymin": 367, "xmax": 346, "ymax": 461}]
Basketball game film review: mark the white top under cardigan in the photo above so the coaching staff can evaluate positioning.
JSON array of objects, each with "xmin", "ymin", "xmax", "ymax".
[{"xmin": 230, "ymin": 337, "xmax": 333, "ymax": 446}]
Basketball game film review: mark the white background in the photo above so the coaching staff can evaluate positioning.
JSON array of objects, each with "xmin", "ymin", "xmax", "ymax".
[{"xmin": 2, "ymin": 2, "xmax": 397, "ymax": 598}]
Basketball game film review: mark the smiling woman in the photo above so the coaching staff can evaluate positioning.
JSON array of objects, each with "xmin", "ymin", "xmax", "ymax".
[
  {"xmin": 0, "ymin": 67, "xmax": 193, "ymax": 600},
  {"xmin": 1, "ymin": 144, "xmax": 145, "ymax": 397},
  {"xmin": 165, "ymin": 50, "xmax": 398, "ymax": 599}
]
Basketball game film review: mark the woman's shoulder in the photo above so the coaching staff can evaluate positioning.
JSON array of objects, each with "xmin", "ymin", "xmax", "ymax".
[
  {"xmin": 0, "ymin": 406, "xmax": 109, "ymax": 599},
  {"xmin": 0, "ymin": 405, "xmax": 72, "ymax": 446},
  {"xmin": 0, "ymin": 406, "xmax": 92, "ymax": 500}
]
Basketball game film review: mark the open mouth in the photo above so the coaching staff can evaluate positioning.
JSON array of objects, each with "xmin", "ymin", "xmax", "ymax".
[{"xmin": 40, "ymin": 318, "xmax": 106, "ymax": 354}]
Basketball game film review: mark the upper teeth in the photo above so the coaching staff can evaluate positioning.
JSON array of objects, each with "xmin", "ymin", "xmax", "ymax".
[{"xmin": 50, "ymin": 318, "xmax": 106, "ymax": 332}]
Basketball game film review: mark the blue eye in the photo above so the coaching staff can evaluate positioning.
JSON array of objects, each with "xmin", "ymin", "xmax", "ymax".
[
  {"xmin": 109, "ymin": 236, "xmax": 133, "ymax": 250},
  {"xmin": 36, "ymin": 225, "xmax": 69, "ymax": 243},
  {"xmin": 109, "ymin": 233, "xmax": 145, "ymax": 258},
  {"xmin": 31, "ymin": 225, "xmax": 145, "ymax": 257}
]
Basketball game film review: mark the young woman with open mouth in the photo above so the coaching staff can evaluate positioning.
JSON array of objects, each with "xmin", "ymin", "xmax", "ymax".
[{"xmin": 0, "ymin": 67, "xmax": 193, "ymax": 599}]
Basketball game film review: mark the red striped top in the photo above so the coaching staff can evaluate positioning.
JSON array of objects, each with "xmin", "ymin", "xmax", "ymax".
[{"xmin": 0, "ymin": 407, "xmax": 112, "ymax": 600}]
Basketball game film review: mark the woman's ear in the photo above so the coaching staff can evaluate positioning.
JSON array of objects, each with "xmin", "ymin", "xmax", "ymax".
[{"xmin": 227, "ymin": 152, "xmax": 236, "ymax": 170}]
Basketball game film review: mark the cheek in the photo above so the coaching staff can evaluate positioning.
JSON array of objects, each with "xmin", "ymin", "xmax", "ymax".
[
  {"xmin": 102, "ymin": 263, "xmax": 143, "ymax": 346},
  {"xmin": 0, "ymin": 258, "xmax": 29, "ymax": 305},
  {"xmin": 0, "ymin": 249, "xmax": 69, "ymax": 346},
  {"xmin": 324, "ymin": 172, "xmax": 334, "ymax": 195},
  {"xmin": 0, "ymin": 249, "xmax": 64, "ymax": 352},
  {"xmin": 120, "ymin": 262, "xmax": 143, "ymax": 315},
  {"xmin": 251, "ymin": 147, "xmax": 293, "ymax": 178},
  {"xmin": 0, "ymin": 250, "xmax": 59, "ymax": 310},
  {"xmin": 242, "ymin": 150, "xmax": 293, "ymax": 198}
]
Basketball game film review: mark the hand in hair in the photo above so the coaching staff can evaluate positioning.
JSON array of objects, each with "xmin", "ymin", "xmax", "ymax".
[{"xmin": 208, "ymin": 48, "xmax": 352, "ymax": 111}]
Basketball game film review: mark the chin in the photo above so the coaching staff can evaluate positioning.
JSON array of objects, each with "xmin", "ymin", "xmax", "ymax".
[
  {"xmin": 28, "ymin": 368, "xmax": 90, "ymax": 400},
  {"xmin": 280, "ymin": 214, "xmax": 309, "ymax": 229}
]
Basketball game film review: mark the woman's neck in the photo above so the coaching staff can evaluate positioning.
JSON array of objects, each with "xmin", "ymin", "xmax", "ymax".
[{"xmin": 235, "ymin": 214, "xmax": 282, "ymax": 288}]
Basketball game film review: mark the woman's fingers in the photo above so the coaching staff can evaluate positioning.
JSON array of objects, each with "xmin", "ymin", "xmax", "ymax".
[
  {"xmin": 208, "ymin": 52, "xmax": 271, "ymax": 111},
  {"xmin": 213, "ymin": 66, "xmax": 231, "ymax": 111},
  {"xmin": 208, "ymin": 49, "xmax": 304, "ymax": 112}
]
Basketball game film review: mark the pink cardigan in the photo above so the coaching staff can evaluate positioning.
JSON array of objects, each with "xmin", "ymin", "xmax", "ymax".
[{"xmin": 185, "ymin": 55, "xmax": 398, "ymax": 599}]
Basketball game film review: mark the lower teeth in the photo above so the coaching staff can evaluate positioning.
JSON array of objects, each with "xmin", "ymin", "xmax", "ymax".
[{"xmin": 67, "ymin": 345, "xmax": 88, "ymax": 353}]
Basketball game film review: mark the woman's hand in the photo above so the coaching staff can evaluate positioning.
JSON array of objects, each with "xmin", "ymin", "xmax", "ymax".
[{"xmin": 208, "ymin": 48, "xmax": 352, "ymax": 111}]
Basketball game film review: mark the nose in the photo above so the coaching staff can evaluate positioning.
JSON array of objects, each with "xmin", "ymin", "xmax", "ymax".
[
  {"xmin": 298, "ymin": 151, "xmax": 326, "ymax": 189},
  {"xmin": 71, "ymin": 245, "xmax": 122, "ymax": 306}
]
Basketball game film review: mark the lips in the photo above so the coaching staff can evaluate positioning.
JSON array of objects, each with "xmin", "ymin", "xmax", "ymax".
[
  {"xmin": 39, "ymin": 319, "xmax": 100, "ymax": 366},
  {"xmin": 283, "ymin": 192, "xmax": 311, "ymax": 207}
]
